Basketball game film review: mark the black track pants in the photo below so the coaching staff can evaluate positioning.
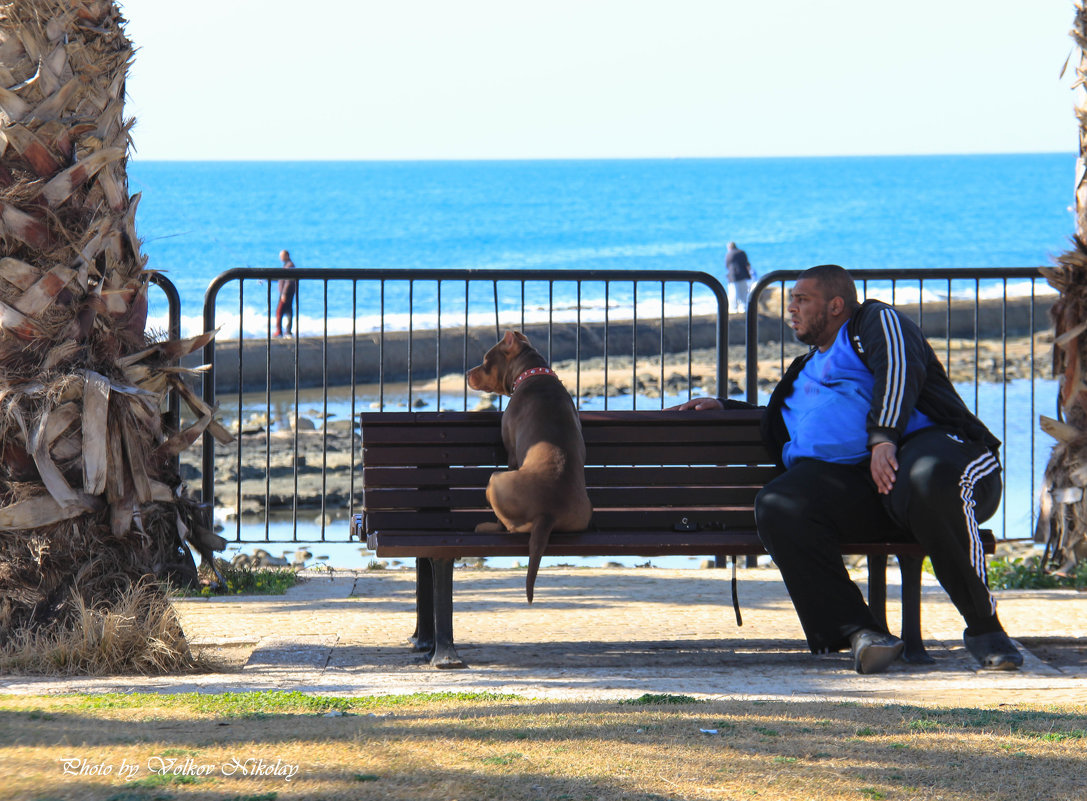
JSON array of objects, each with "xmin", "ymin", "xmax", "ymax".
[{"xmin": 754, "ymin": 427, "xmax": 1002, "ymax": 653}]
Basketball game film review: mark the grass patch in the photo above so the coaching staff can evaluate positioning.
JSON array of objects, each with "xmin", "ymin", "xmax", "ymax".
[
  {"xmin": 17, "ymin": 689, "xmax": 522, "ymax": 717},
  {"xmin": 174, "ymin": 564, "xmax": 300, "ymax": 597},
  {"xmin": 619, "ymin": 693, "xmax": 702, "ymax": 705},
  {"xmin": 2, "ymin": 694, "xmax": 1086, "ymax": 800}
]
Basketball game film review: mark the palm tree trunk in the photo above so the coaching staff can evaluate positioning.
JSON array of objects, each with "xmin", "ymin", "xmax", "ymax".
[
  {"xmin": 0, "ymin": 0, "xmax": 226, "ymax": 666},
  {"xmin": 1036, "ymin": 3, "xmax": 1087, "ymax": 572}
]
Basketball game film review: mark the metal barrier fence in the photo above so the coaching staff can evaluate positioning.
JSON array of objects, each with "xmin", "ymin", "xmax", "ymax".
[
  {"xmin": 190, "ymin": 265, "xmax": 1055, "ymax": 548},
  {"xmin": 198, "ymin": 268, "xmax": 730, "ymax": 545},
  {"xmin": 745, "ymin": 268, "xmax": 1053, "ymax": 541}
]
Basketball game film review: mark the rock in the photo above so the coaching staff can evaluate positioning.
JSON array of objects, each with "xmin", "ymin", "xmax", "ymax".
[
  {"xmin": 252, "ymin": 548, "xmax": 288, "ymax": 567},
  {"xmin": 473, "ymin": 393, "xmax": 497, "ymax": 411}
]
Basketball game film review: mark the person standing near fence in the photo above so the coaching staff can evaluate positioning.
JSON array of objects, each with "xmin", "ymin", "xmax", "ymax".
[
  {"xmin": 274, "ymin": 249, "xmax": 297, "ymax": 337},
  {"xmin": 725, "ymin": 241, "xmax": 753, "ymax": 314}
]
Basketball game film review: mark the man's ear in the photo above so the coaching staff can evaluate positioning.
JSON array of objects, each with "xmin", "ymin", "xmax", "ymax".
[{"xmin": 829, "ymin": 296, "xmax": 845, "ymax": 317}]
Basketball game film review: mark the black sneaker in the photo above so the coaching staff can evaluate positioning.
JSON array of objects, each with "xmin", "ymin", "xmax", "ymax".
[
  {"xmin": 963, "ymin": 630, "xmax": 1023, "ymax": 670},
  {"xmin": 849, "ymin": 629, "xmax": 904, "ymax": 674}
]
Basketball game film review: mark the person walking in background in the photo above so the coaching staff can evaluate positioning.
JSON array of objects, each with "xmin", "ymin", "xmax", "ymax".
[
  {"xmin": 274, "ymin": 249, "xmax": 297, "ymax": 337},
  {"xmin": 725, "ymin": 242, "xmax": 753, "ymax": 314}
]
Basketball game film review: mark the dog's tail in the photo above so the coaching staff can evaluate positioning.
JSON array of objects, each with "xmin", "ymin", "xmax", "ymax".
[{"xmin": 526, "ymin": 514, "xmax": 556, "ymax": 604}]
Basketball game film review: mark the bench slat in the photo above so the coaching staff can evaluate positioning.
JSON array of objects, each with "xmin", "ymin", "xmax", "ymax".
[
  {"xmin": 364, "ymin": 507, "xmax": 758, "ymax": 531},
  {"xmin": 584, "ymin": 443, "xmax": 773, "ymax": 465},
  {"xmin": 363, "ymin": 442, "xmax": 774, "ymax": 467},
  {"xmin": 360, "ymin": 422, "xmax": 763, "ymax": 447},
  {"xmin": 368, "ymin": 530, "xmax": 764, "ymax": 557},
  {"xmin": 358, "ymin": 409, "xmax": 765, "ymax": 427},
  {"xmin": 361, "ymin": 466, "xmax": 498, "ymax": 487},
  {"xmin": 363, "ymin": 485, "xmax": 763, "ymax": 511},
  {"xmin": 362, "ymin": 444, "xmax": 505, "ymax": 467},
  {"xmin": 366, "ymin": 529, "xmax": 995, "ymax": 559},
  {"xmin": 361, "ymin": 464, "xmax": 783, "ymax": 489}
]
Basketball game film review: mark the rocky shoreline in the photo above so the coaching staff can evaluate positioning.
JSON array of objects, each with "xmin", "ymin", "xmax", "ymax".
[{"xmin": 182, "ymin": 332, "xmax": 1055, "ymax": 517}]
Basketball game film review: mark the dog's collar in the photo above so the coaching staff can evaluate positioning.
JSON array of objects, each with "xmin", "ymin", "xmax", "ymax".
[{"xmin": 511, "ymin": 367, "xmax": 557, "ymax": 392}]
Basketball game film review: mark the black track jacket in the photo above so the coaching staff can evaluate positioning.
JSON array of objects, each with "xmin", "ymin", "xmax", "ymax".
[{"xmin": 760, "ymin": 299, "xmax": 1001, "ymax": 468}]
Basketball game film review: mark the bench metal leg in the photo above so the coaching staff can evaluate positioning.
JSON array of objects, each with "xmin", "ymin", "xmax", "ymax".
[
  {"xmin": 897, "ymin": 554, "xmax": 934, "ymax": 664},
  {"xmin": 866, "ymin": 555, "xmax": 889, "ymax": 632},
  {"xmin": 428, "ymin": 557, "xmax": 466, "ymax": 669},
  {"xmin": 410, "ymin": 558, "xmax": 435, "ymax": 653}
]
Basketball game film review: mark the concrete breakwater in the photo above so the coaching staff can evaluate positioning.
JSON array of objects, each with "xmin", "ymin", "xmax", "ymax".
[{"xmin": 184, "ymin": 295, "xmax": 1054, "ymax": 393}]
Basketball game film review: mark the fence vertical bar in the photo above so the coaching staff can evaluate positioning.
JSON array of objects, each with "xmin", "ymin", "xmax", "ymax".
[
  {"xmin": 320, "ymin": 278, "xmax": 329, "ymax": 541},
  {"xmin": 436, "ymin": 280, "xmax": 443, "ymax": 409},
  {"xmin": 632, "ymin": 281, "xmax": 638, "ymax": 411},
  {"xmin": 659, "ymin": 282, "xmax": 665, "ymax": 409},
  {"xmin": 292, "ymin": 281, "xmax": 300, "ymax": 538},
  {"xmin": 1001, "ymin": 278, "xmax": 1008, "ymax": 534},
  {"xmin": 604, "ymin": 281, "xmax": 610, "ymax": 411},
  {"xmin": 575, "ymin": 282, "xmax": 582, "ymax": 404},
  {"xmin": 349, "ymin": 279, "xmax": 358, "ymax": 510},
  {"xmin": 408, "ymin": 280, "xmax": 415, "ymax": 410},
  {"xmin": 687, "ymin": 282, "xmax": 694, "ymax": 402},
  {"xmin": 547, "ymin": 280, "xmax": 554, "ymax": 362},
  {"xmin": 236, "ymin": 280, "xmax": 244, "ymax": 542},
  {"xmin": 265, "ymin": 279, "xmax": 272, "ymax": 540},
  {"xmin": 462, "ymin": 280, "xmax": 469, "ymax": 410},
  {"xmin": 379, "ymin": 279, "xmax": 386, "ymax": 410}
]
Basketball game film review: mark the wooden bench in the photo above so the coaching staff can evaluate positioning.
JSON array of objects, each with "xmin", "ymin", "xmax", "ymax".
[{"xmin": 350, "ymin": 409, "xmax": 995, "ymax": 668}]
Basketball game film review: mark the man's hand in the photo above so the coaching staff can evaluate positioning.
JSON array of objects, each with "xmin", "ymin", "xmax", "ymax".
[
  {"xmin": 870, "ymin": 441, "xmax": 898, "ymax": 494},
  {"xmin": 667, "ymin": 397, "xmax": 723, "ymax": 411}
]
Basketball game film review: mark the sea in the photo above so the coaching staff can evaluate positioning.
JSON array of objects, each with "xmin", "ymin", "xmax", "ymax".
[{"xmin": 128, "ymin": 154, "xmax": 1074, "ymax": 568}]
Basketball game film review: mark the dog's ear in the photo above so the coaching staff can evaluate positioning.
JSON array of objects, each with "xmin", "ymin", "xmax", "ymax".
[{"xmin": 500, "ymin": 330, "xmax": 530, "ymax": 352}]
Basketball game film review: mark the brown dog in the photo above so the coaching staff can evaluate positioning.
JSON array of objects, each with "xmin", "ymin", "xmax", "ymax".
[{"xmin": 467, "ymin": 330, "xmax": 593, "ymax": 602}]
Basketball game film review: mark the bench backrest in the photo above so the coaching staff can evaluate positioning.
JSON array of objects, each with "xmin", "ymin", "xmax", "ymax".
[{"xmin": 360, "ymin": 409, "xmax": 779, "ymax": 536}]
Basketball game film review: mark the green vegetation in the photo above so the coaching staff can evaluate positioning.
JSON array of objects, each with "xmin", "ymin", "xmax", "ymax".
[
  {"xmin": 619, "ymin": 693, "xmax": 702, "ymax": 705},
  {"xmin": 174, "ymin": 564, "xmax": 299, "ymax": 597},
  {"xmin": 12, "ymin": 689, "xmax": 525, "ymax": 717},
  {"xmin": 987, "ymin": 555, "xmax": 1087, "ymax": 590}
]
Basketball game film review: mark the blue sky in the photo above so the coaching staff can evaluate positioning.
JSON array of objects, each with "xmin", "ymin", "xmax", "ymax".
[{"xmin": 120, "ymin": 0, "xmax": 1078, "ymax": 161}]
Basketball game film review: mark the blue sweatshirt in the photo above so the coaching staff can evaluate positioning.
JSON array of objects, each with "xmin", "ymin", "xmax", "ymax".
[{"xmin": 781, "ymin": 324, "xmax": 932, "ymax": 468}]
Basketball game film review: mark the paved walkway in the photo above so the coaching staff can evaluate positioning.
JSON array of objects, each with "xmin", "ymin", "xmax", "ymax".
[{"xmin": 2, "ymin": 567, "xmax": 1085, "ymax": 705}]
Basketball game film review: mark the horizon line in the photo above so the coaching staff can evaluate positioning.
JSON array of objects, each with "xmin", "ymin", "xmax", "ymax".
[{"xmin": 128, "ymin": 150, "xmax": 1075, "ymax": 164}]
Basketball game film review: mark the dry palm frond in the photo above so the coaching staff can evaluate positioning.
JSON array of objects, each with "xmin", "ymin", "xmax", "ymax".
[
  {"xmin": 0, "ymin": 1, "xmax": 229, "ymax": 670},
  {"xmin": 1027, "ymin": 5, "xmax": 1087, "ymax": 571},
  {"xmin": 0, "ymin": 579, "xmax": 198, "ymax": 675}
]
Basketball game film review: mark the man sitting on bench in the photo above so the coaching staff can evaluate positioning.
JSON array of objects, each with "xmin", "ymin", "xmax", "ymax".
[{"xmin": 676, "ymin": 264, "xmax": 1021, "ymax": 674}]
